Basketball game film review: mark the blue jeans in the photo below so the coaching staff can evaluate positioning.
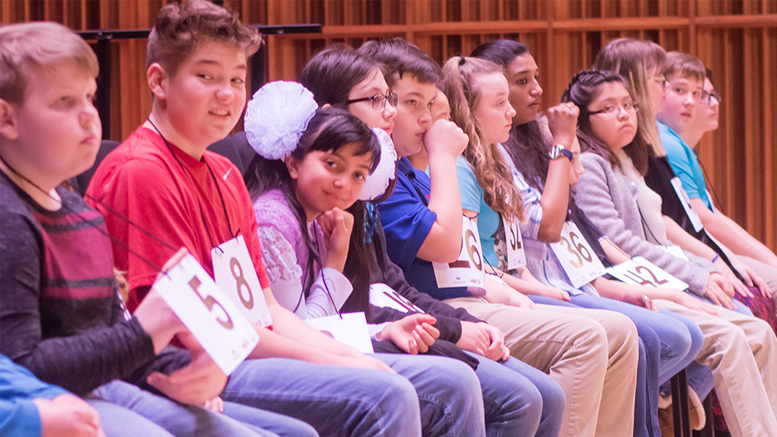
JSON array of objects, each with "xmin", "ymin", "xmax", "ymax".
[
  {"xmin": 373, "ymin": 353, "xmax": 486, "ymax": 437},
  {"xmin": 89, "ymin": 380, "xmax": 274, "ymax": 437},
  {"xmin": 533, "ymin": 293, "xmax": 701, "ymax": 437},
  {"xmin": 221, "ymin": 357, "xmax": 426, "ymax": 437},
  {"xmin": 467, "ymin": 353, "xmax": 565, "ymax": 437}
]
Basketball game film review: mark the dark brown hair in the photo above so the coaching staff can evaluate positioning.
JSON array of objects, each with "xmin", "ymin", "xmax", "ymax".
[
  {"xmin": 562, "ymin": 69, "xmax": 650, "ymax": 175},
  {"xmin": 146, "ymin": 0, "xmax": 262, "ymax": 77},
  {"xmin": 357, "ymin": 38, "xmax": 442, "ymax": 87}
]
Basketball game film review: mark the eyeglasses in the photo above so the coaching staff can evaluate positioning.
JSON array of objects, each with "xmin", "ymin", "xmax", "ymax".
[
  {"xmin": 649, "ymin": 76, "xmax": 668, "ymax": 88},
  {"xmin": 346, "ymin": 92, "xmax": 398, "ymax": 113},
  {"xmin": 589, "ymin": 102, "xmax": 640, "ymax": 117},
  {"xmin": 701, "ymin": 90, "xmax": 722, "ymax": 105}
]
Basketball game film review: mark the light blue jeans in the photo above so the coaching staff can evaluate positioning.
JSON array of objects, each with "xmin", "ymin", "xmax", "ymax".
[
  {"xmin": 89, "ymin": 380, "xmax": 295, "ymax": 437},
  {"xmin": 468, "ymin": 353, "xmax": 565, "ymax": 437},
  {"xmin": 222, "ymin": 354, "xmax": 486, "ymax": 437}
]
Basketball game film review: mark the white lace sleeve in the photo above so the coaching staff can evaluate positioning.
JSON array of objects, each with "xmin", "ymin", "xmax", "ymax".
[{"xmin": 256, "ymin": 225, "xmax": 308, "ymax": 316}]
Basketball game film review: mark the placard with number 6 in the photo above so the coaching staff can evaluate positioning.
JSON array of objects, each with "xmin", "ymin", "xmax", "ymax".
[
  {"xmin": 549, "ymin": 221, "xmax": 606, "ymax": 288},
  {"xmin": 212, "ymin": 235, "xmax": 273, "ymax": 328},
  {"xmin": 433, "ymin": 216, "xmax": 486, "ymax": 293},
  {"xmin": 153, "ymin": 252, "xmax": 259, "ymax": 375},
  {"xmin": 606, "ymin": 256, "xmax": 689, "ymax": 291}
]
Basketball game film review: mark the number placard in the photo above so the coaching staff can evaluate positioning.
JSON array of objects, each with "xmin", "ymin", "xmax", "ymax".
[
  {"xmin": 670, "ymin": 177, "xmax": 703, "ymax": 232},
  {"xmin": 502, "ymin": 215, "xmax": 526, "ymax": 270},
  {"xmin": 370, "ymin": 283, "xmax": 425, "ymax": 314},
  {"xmin": 212, "ymin": 236, "xmax": 272, "ymax": 328},
  {"xmin": 606, "ymin": 256, "xmax": 689, "ymax": 291},
  {"xmin": 433, "ymin": 217, "xmax": 486, "ymax": 293},
  {"xmin": 306, "ymin": 312, "xmax": 374, "ymax": 354},
  {"xmin": 550, "ymin": 222, "xmax": 606, "ymax": 288},
  {"xmin": 153, "ymin": 253, "xmax": 259, "ymax": 375}
]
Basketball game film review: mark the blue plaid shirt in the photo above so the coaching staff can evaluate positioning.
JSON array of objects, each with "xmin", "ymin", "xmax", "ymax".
[{"xmin": 499, "ymin": 145, "xmax": 598, "ymax": 296}]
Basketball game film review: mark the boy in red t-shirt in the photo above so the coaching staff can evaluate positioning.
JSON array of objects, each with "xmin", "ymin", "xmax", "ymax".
[{"xmin": 87, "ymin": 2, "xmax": 438, "ymax": 435}]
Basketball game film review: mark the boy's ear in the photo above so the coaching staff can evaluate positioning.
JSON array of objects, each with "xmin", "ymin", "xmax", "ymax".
[
  {"xmin": 285, "ymin": 155, "xmax": 300, "ymax": 180},
  {"xmin": 147, "ymin": 63, "xmax": 169, "ymax": 101},
  {"xmin": 0, "ymin": 99, "xmax": 19, "ymax": 141},
  {"xmin": 321, "ymin": 103, "xmax": 331, "ymax": 109}
]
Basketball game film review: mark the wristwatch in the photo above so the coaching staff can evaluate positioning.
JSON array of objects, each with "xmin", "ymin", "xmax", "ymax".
[{"xmin": 549, "ymin": 144, "xmax": 574, "ymax": 162}]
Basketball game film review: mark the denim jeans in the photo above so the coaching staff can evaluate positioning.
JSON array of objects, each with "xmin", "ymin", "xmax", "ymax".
[
  {"xmin": 89, "ymin": 380, "xmax": 276, "ymax": 437},
  {"xmin": 221, "ymin": 357, "xmax": 425, "ymax": 437},
  {"xmin": 467, "ymin": 353, "xmax": 565, "ymax": 437}
]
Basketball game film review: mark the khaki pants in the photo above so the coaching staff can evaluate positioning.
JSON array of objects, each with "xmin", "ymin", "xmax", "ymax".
[
  {"xmin": 444, "ymin": 298, "xmax": 639, "ymax": 437},
  {"xmin": 654, "ymin": 299, "xmax": 777, "ymax": 437}
]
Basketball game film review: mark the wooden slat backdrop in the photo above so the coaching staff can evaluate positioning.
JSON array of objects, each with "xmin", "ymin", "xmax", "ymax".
[{"xmin": 2, "ymin": 0, "xmax": 776, "ymax": 251}]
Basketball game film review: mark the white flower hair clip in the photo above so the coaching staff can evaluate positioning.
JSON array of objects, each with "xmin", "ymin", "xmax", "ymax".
[
  {"xmin": 360, "ymin": 127, "xmax": 398, "ymax": 201},
  {"xmin": 244, "ymin": 81, "xmax": 318, "ymax": 160}
]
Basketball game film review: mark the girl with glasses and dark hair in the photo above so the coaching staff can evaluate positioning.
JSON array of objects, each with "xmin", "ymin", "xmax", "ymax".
[{"xmin": 296, "ymin": 43, "xmax": 567, "ymax": 437}]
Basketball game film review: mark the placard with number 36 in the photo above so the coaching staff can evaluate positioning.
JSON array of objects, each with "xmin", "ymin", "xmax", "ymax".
[{"xmin": 549, "ymin": 222, "xmax": 606, "ymax": 288}]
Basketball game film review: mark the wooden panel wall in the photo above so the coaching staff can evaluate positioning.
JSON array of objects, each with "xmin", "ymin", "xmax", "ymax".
[{"xmin": 2, "ymin": 0, "xmax": 776, "ymax": 250}]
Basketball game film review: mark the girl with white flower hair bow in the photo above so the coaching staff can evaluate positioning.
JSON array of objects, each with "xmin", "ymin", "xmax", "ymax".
[{"xmin": 244, "ymin": 80, "xmax": 491, "ymax": 437}]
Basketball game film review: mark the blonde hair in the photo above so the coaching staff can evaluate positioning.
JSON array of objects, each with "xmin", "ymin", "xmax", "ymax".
[
  {"xmin": 0, "ymin": 22, "xmax": 98, "ymax": 105},
  {"xmin": 442, "ymin": 56, "xmax": 524, "ymax": 222},
  {"xmin": 594, "ymin": 38, "xmax": 666, "ymax": 156}
]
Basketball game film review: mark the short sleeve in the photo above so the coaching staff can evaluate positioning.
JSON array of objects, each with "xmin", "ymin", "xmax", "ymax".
[
  {"xmin": 455, "ymin": 156, "xmax": 484, "ymax": 213},
  {"xmin": 379, "ymin": 172, "xmax": 438, "ymax": 269}
]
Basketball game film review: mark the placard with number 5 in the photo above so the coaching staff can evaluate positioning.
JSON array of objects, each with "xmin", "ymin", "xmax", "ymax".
[
  {"xmin": 550, "ymin": 222, "xmax": 606, "ymax": 288},
  {"xmin": 212, "ymin": 235, "xmax": 273, "ymax": 328},
  {"xmin": 153, "ymin": 253, "xmax": 259, "ymax": 375}
]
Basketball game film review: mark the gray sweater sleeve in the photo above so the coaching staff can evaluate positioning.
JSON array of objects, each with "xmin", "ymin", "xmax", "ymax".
[{"xmin": 575, "ymin": 153, "xmax": 710, "ymax": 295}]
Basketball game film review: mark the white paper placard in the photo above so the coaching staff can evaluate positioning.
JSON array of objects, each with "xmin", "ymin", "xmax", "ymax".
[
  {"xmin": 306, "ymin": 312, "xmax": 374, "ymax": 354},
  {"xmin": 670, "ymin": 177, "xmax": 704, "ymax": 232},
  {"xmin": 502, "ymin": 215, "xmax": 526, "ymax": 270},
  {"xmin": 370, "ymin": 283, "xmax": 425, "ymax": 314},
  {"xmin": 663, "ymin": 244, "xmax": 689, "ymax": 261},
  {"xmin": 212, "ymin": 235, "xmax": 273, "ymax": 328},
  {"xmin": 606, "ymin": 256, "xmax": 689, "ymax": 291},
  {"xmin": 154, "ymin": 253, "xmax": 259, "ymax": 375},
  {"xmin": 550, "ymin": 221, "xmax": 606, "ymax": 288},
  {"xmin": 433, "ymin": 216, "xmax": 486, "ymax": 293},
  {"xmin": 706, "ymin": 189, "xmax": 717, "ymax": 214}
]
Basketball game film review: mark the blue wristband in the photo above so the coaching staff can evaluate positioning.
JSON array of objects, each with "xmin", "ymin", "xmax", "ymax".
[{"xmin": 711, "ymin": 253, "xmax": 720, "ymax": 263}]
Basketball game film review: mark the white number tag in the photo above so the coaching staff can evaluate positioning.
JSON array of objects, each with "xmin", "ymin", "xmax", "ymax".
[
  {"xmin": 153, "ymin": 252, "xmax": 259, "ymax": 375},
  {"xmin": 670, "ymin": 177, "xmax": 703, "ymax": 232},
  {"xmin": 550, "ymin": 222, "xmax": 606, "ymax": 288},
  {"xmin": 370, "ymin": 283, "xmax": 425, "ymax": 314},
  {"xmin": 706, "ymin": 189, "xmax": 717, "ymax": 214},
  {"xmin": 606, "ymin": 256, "xmax": 689, "ymax": 291},
  {"xmin": 306, "ymin": 312, "xmax": 374, "ymax": 354},
  {"xmin": 212, "ymin": 235, "xmax": 272, "ymax": 328},
  {"xmin": 433, "ymin": 217, "xmax": 487, "ymax": 293},
  {"xmin": 502, "ymin": 215, "xmax": 526, "ymax": 270}
]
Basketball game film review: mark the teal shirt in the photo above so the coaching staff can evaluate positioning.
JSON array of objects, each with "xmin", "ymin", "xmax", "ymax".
[
  {"xmin": 456, "ymin": 155, "xmax": 501, "ymax": 268},
  {"xmin": 659, "ymin": 121, "xmax": 713, "ymax": 210}
]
